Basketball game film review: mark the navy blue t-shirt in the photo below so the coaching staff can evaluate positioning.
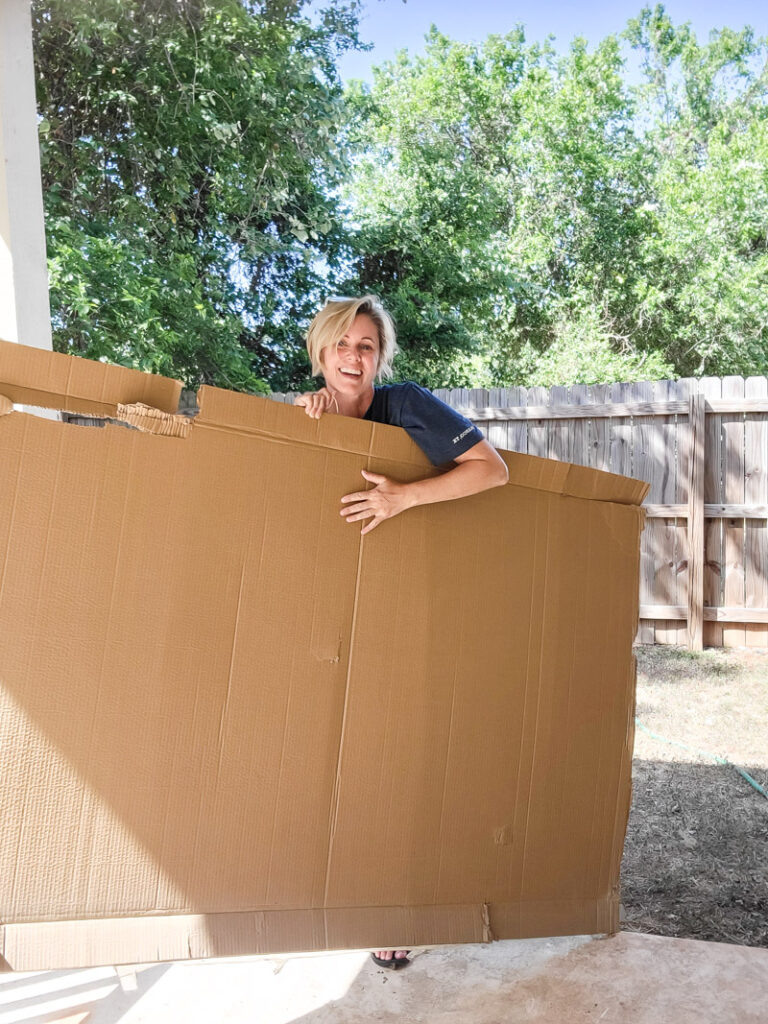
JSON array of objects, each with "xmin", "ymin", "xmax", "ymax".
[{"xmin": 363, "ymin": 382, "xmax": 484, "ymax": 467}]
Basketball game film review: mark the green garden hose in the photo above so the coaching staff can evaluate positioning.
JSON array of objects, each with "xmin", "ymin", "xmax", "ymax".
[{"xmin": 634, "ymin": 718, "xmax": 768, "ymax": 800}]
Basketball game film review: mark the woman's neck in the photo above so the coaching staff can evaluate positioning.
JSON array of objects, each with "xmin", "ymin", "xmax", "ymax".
[{"xmin": 331, "ymin": 386, "xmax": 375, "ymax": 420}]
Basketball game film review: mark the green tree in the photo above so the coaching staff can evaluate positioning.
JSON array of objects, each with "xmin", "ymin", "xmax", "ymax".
[
  {"xmin": 626, "ymin": 5, "xmax": 768, "ymax": 376},
  {"xmin": 35, "ymin": 0, "xmax": 362, "ymax": 390},
  {"xmin": 343, "ymin": 26, "xmax": 672, "ymax": 387}
]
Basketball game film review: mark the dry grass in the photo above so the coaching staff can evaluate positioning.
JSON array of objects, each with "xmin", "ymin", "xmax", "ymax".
[{"xmin": 620, "ymin": 646, "xmax": 768, "ymax": 948}]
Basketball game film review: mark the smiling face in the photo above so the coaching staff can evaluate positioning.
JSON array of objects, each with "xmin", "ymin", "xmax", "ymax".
[{"xmin": 319, "ymin": 313, "xmax": 380, "ymax": 395}]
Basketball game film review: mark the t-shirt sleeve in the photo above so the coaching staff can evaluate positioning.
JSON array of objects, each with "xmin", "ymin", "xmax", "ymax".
[{"xmin": 397, "ymin": 383, "xmax": 485, "ymax": 466}]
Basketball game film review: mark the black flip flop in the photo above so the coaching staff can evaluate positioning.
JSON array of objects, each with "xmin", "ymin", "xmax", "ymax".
[{"xmin": 370, "ymin": 951, "xmax": 411, "ymax": 970}]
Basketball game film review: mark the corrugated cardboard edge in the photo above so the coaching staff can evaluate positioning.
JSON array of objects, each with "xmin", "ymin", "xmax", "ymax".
[
  {"xmin": 0, "ymin": 341, "xmax": 650, "ymax": 508},
  {"xmin": 116, "ymin": 403, "xmax": 191, "ymax": 438},
  {"xmin": 0, "ymin": 338, "xmax": 181, "ymax": 416},
  {"xmin": 197, "ymin": 384, "xmax": 650, "ymax": 507},
  {"xmin": 196, "ymin": 383, "xmax": 424, "ymax": 468},
  {"xmin": 0, "ymin": 898, "xmax": 617, "ymax": 971}
]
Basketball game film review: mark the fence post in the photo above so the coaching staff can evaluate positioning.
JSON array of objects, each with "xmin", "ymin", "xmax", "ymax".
[{"xmin": 687, "ymin": 393, "xmax": 706, "ymax": 650}]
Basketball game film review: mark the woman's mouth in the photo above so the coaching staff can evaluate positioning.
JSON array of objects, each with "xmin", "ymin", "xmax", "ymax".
[{"xmin": 339, "ymin": 368, "xmax": 362, "ymax": 377}]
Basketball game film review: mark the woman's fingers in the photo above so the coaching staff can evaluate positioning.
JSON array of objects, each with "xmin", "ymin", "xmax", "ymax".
[
  {"xmin": 341, "ymin": 475, "xmax": 391, "ymax": 505},
  {"xmin": 340, "ymin": 474, "xmax": 405, "ymax": 532},
  {"xmin": 295, "ymin": 389, "xmax": 335, "ymax": 418},
  {"xmin": 344, "ymin": 510, "xmax": 376, "ymax": 523},
  {"xmin": 360, "ymin": 469, "xmax": 386, "ymax": 484}
]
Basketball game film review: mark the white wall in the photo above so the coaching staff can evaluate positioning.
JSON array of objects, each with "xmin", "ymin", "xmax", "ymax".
[{"xmin": 0, "ymin": 0, "xmax": 52, "ymax": 349}]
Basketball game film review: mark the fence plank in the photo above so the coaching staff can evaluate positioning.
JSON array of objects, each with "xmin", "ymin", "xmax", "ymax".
[
  {"xmin": 469, "ymin": 388, "xmax": 490, "ymax": 441},
  {"xmin": 744, "ymin": 376, "xmax": 768, "ymax": 647},
  {"xmin": 655, "ymin": 379, "xmax": 682, "ymax": 645},
  {"xmin": 460, "ymin": 398, "xmax": 768, "ymax": 420},
  {"xmin": 509, "ymin": 387, "xmax": 529, "ymax": 453},
  {"xmin": 548, "ymin": 386, "xmax": 572, "ymax": 463},
  {"xmin": 487, "ymin": 388, "xmax": 510, "ymax": 452},
  {"xmin": 527, "ymin": 385, "xmax": 549, "ymax": 458},
  {"xmin": 645, "ymin": 505, "xmax": 768, "ymax": 517},
  {"xmin": 671, "ymin": 379, "xmax": 695, "ymax": 645},
  {"xmin": 700, "ymin": 377, "xmax": 724, "ymax": 647},
  {"xmin": 570, "ymin": 383, "xmax": 590, "ymax": 472},
  {"xmin": 609, "ymin": 382, "xmax": 632, "ymax": 478},
  {"xmin": 634, "ymin": 380, "xmax": 661, "ymax": 644},
  {"xmin": 588, "ymin": 383, "xmax": 610, "ymax": 472},
  {"xmin": 687, "ymin": 393, "xmax": 706, "ymax": 650},
  {"xmin": 722, "ymin": 377, "xmax": 746, "ymax": 647},
  {"xmin": 639, "ymin": 605, "xmax": 768, "ymax": 623}
]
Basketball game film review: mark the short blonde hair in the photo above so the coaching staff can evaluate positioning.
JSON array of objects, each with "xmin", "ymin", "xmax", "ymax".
[{"xmin": 306, "ymin": 295, "xmax": 398, "ymax": 380}]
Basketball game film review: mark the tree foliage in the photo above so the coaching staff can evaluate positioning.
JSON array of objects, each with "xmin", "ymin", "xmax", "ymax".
[
  {"xmin": 343, "ymin": 10, "xmax": 768, "ymax": 386},
  {"xmin": 35, "ymin": 0, "xmax": 361, "ymax": 390},
  {"xmin": 626, "ymin": 6, "xmax": 768, "ymax": 377},
  {"xmin": 34, "ymin": 3, "xmax": 768, "ymax": 390}
]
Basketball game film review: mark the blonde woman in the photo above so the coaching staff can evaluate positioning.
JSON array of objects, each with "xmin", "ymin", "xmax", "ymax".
[
  {"xmin": 296, "ymin": 295, "xmax": 508, "ymax": 538},
  {"xmin": 296, "ymin": 296, "xmax": 508, "ymax": 969}
]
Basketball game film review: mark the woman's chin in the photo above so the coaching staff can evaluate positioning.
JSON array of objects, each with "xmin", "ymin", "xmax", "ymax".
[{"xmin": 334, "ymin": 375, "xmax": 366, "ymax": 390}]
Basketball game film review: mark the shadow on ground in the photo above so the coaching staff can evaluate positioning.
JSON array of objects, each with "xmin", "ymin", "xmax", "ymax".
[
  {"xmin": 0, "ymin": 964, "xmax": 169, "ymax": 1024},
  {"xmin": 621, "ymin": 758, "xmax": 768, "ymax": 947}
]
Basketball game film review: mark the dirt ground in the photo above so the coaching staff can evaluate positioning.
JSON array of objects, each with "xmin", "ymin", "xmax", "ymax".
[{"xmin": 621, "ymin": 645, "xmax": 768, "ymax": 948}]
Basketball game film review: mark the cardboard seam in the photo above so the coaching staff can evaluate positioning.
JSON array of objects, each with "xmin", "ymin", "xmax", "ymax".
[
  {"xmin": 519, "ymin": 492, "xmax": 551, "ymax": 898},
  {"xmin": 196, "ymin": 421, "xmax": 650, "ymax": 512},
  {"xmin": 217, "ymin": 561, "xmax": 248, "ymax": 755},
  {"xmin": 0, "ymin": 416, "xmax": 27, "ymax": 607},
  {"xmin": 322, "ymin": 515, "xmax": 367, "ymax": 913},
  {"xmin": 433, "ymin": 657, "xmax": 461, "ymax": 902},
  {"xmin": 4, "ymin": 897, "xmax": 614, "ymax": 927},
  {"xmin": 322, "ymin": 424, "xmax": 378, "ymax": 918},
  {"xmin": 195, "ymin": 418, "xmax": 429, "ymax": 470}
]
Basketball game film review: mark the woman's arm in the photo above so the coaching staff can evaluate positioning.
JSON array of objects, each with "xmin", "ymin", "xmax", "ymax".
[{"xmin": 340, "ymin": 439, "xmax": 509, "ymax": 535}]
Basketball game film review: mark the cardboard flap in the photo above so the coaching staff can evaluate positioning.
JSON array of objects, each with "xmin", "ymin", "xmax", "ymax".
[
  {"xmin": 501, "ymin": 451, "xmax": 649, "ymax": 506},
  {"xmin": 0, "ymin": 339, "xmax": 181, "ymax": 416},
  {"xmin": 562, "ymin": 461, "xmax": 650, "ymax": 506},
  {"xmin": 197, "ymin": 384, "xmax": 430, "ymax": 466}
]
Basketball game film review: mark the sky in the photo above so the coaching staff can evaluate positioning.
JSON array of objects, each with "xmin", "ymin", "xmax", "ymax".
[{"xmin": 337, "ymin": 0, "xmax": 768, "ymax": 81}]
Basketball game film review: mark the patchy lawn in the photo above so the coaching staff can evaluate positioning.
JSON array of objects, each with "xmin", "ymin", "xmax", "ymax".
[{"xmin": 621, "ymin": 645, "xmax": 768, "ymax": 948}]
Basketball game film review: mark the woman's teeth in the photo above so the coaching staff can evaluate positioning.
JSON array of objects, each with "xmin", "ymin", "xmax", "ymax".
[{"xmin": 340, "ymin": 369, "xmax": 361, "ymax": 376}]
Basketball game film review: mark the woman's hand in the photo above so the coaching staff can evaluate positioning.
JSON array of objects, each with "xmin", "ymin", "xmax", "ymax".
[
  {"xmin": 340, "ymin": 470, "xmax": 413, "ymax": 535},
  {"xmin": 340, "ymin": 441, "xmax": 507, "ymax": 535},
  {"xmin": 294, "ymin": 388, "xmax": 338, "ymax": 419}
]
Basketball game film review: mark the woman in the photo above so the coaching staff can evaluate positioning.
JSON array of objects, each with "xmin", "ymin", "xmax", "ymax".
[{"xmin": 295, "ymin": 295, "xmax": 508, "ymax": 969}]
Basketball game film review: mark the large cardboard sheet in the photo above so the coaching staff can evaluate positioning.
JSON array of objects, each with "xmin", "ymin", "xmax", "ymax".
[{"xmin": 0, "ymin": 340, "xmax": 647, "ymax": 969}]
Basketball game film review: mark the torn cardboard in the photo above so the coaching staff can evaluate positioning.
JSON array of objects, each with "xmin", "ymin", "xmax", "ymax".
[{"xmin": 0, "ymin": 339, "xmax": 648, "ymax": 970}]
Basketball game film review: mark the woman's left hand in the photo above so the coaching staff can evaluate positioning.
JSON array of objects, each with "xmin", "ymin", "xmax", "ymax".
[{"xmin": 340, "ymin": 470, "xmax": 412, "ymax": 535}]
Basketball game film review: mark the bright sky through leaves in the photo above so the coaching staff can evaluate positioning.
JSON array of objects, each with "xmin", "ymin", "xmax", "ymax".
[{"xmin": 339, "ymin": 0, "xmax": 768, "ymax": 80}]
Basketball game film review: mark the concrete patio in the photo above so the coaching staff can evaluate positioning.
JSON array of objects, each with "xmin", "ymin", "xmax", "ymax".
[{"xmin": 1, "ymin": 931, "xmax": 766, "ymax": 1024}]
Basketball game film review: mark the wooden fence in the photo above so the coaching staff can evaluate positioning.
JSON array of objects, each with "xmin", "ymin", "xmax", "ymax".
[{"xmin": 276, "ymin": 376, "xmax": 768, "ymax": 650}]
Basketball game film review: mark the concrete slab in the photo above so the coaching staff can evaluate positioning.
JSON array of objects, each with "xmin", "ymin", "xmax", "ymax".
[{"xmin": 1, "ymin": 932, "xmax": 766, "ymax": 1024}]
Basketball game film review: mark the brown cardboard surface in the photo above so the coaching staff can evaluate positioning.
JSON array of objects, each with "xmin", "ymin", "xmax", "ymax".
[{"xmin": 0, "ymin": 340, "xmax": 647, "ymax": 971}]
